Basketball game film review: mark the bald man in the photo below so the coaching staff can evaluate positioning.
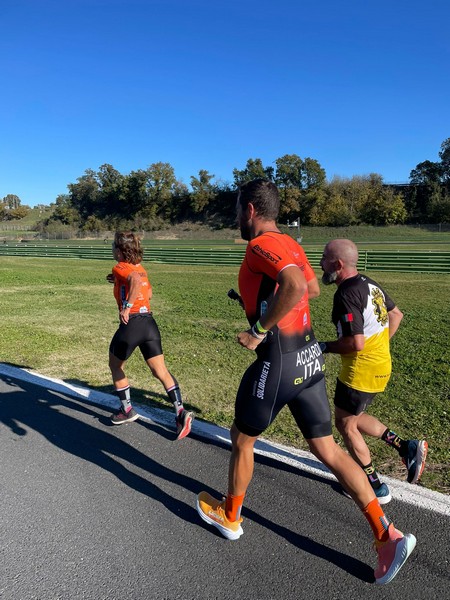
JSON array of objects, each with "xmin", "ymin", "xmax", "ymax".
[{"xmin": 319, "ymin": 239, "xmax": 427, "ymax": 503}]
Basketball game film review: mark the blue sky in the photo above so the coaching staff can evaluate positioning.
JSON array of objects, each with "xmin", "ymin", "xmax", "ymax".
[{"xmin": 1, "ymin": 0, "xmax": 449, "ymax": 207}]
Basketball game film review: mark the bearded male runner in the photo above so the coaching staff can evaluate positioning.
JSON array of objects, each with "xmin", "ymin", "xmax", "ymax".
[{"xmin": 196, "ymin": 179, "xmax": 416, "ymax": 585}]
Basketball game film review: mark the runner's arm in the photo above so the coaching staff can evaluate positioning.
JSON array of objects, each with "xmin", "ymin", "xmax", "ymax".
[
  {"xmin": 322, "ymin": 334, "xmax": 365, "ymax": 354},
  {"xmin": 307, "ymin": 276, "xmax": 320, "ymax": 299},
  {"xmin": 260, "ymin": 265, "xmax": 308, "ymax": 331},
  {"xmin": 327, "ymin": 306, "xmax": 401, "ymax": 351},
  {"xmin": 388, "ymin": 306, "xmax": 403, "ymax": 339},
  {"xmin": 237, "ymin": 265, "xmax": 307, "ymax": 350}
]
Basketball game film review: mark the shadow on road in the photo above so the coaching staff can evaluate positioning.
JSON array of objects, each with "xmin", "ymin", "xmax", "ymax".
[{"xmin": 1, "ymin": 372, "xmax": 373, "ymax": 582}]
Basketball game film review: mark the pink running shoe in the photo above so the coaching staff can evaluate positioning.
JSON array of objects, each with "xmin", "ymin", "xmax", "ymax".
[{"xmin": 374, "ymin": 524, "xmax": 417, "ymax": 584}]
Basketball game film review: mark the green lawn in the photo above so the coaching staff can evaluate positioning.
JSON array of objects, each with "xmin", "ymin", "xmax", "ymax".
[
  {"xmin": 2, "ymin": 220, "xmax": 450, "ymax": 249},
  {"xmin": 1, "ymin": 257, "xmax": 449, "ymax": 494}
]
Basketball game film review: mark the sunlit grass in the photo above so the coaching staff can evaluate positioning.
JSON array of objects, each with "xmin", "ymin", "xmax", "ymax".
[{"xmin": 1, "ymin": 257, "xmax": 449, "ymax": 494}]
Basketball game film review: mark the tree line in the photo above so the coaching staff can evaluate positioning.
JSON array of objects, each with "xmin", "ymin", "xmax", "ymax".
[
  {"xmin": 3, "ymin": 137, "xmax": 450, "ymax": 233},
  {"xmin": 0, "ymin": 194, "xmax": 30, "ymax": 221}
]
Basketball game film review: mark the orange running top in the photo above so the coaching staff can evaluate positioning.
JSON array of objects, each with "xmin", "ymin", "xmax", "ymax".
[
  {"xmin": 112, "ymin": 261, "xmax": 152, "ymax": 314},
  {"xmin": 238, "ymin": 232, "xmax": 316, "ymax": 345}
]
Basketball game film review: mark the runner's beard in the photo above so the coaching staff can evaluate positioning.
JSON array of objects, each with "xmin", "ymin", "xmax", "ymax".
[
  {"xmin": 240, "ymin": 221, "xmax": 251, "ymax": 241},
  {"xmin": 321, "ymin": 271, "xmax": 338, "ymax": 285}
]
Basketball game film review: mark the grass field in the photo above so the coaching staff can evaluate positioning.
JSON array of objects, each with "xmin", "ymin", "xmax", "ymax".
[
  {"xmin": 1, "ymin": 256, "xmax": 449, "ymax": 494},
  {"xmin": 2, "ymin": 220, "xmax": 450, "ymax": 248}
]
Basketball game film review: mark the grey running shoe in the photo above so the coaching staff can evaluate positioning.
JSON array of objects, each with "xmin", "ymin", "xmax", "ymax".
[
  {"xmin": 342, "ymin": 481, "xmax": 391, "ymax": 504},
  {"xmin": 402, "ymin": 440, "xmax": 428, "ymax": 484},
  {"xmin": 110, "ymin": 408, "xmax": 139, "ymax": 425},
  {"xmin": 374, "ymin": 482, "xmax": 392, "ymax": 504}
]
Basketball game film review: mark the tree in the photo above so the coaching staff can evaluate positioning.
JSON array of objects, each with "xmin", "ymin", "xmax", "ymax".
[
  {"xmin": 8, "ymin": 205, "xmax": 30, "ymax": 220},
  {"xmin": 324, "ymin": 176, "xmax": 365, "ymax": 224},
  {"xmin": 49, "ymin": 194, "xmax": 81, "ymax": 226},
  {"xmin": 300, "ymin": 187, "xmax": 327, "ymax": 225},
  {"xmin": 311, "ymin": 174, "xmax": 403, "ymax": 226},
  {"xmin": 275, "ymin": 154, "xmax": 303, "ymax": 189},
  {"xmin": 0, "ymin": 194, "xmax": 30, "ymax": 221},
  {"xmin": 68, "ymin": 169, "xmax": 100, "ymax": 220},
  {"xmin": 301, "ymin": 158, "xmax": 326, "ymax": 189},
  {"xmin": 170, "ymin": 180, "xmax": 190, "ymax": 221},
  {"xmin": 410, "ymin": 160, "xmax": 442, "ymax": 185},
  {"xmin": 278, "ymin": 187, "xmax": 301, "ymax": 220},
  {"xmin": 96, "ymin": 164, "xmax": 127, "ymax": 218},
  {"xmin": 2, "ymin": 194, "xmax": 22, "ymax": 209},
  {"xmin": 126, "ymin": 169, "xmax": 150, "ymax": 215},
  {"xmin": 190, "ymin": 170, "xmax": 216, "ymax": 214},
  {"xmin": 82, "ymin": 215, "xmax": 104, "ymax": 233},
  {"xmin": 439, "ymin": 137, "xmax": 450, "ymax": 188},
  {"xmin": 274, "ymin": 154, "xmax": 302, "ymax": 220},
  {"xmin": 360, "ymin": 188, "xmax": 407, "ymax": 225},
  {"xmin": 232, "ymin": 158, "xmax": 274, "ymax": 187},
  {"xmin": 274, "ymin": 154, "xmax": 326, "ymax": 222},
  {"xmin": 407, "ymin": 138, "xmax": 450, "ymax": 222},
  {"xmin": 208, "ymin": 182, "xmax": 238, "ymax": 227},
  {"xmin": 428, "ymin": 183, "xmax": 450, "ymax": 223},
  {"xmin": 309, "ymin": 189, "xmax": 352, "ymax": 226},
  {"xmin": 144, "ymin": 162, "xmax": 177, "ymax": 220}
]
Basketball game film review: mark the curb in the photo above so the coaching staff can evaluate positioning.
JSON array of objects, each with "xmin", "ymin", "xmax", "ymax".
[{"xmin": 1, "ymin": 362, "xmax": 449, "ymax": 517}]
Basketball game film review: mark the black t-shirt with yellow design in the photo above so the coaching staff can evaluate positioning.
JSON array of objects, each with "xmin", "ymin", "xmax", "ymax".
[{"xmin": 332, "ymin": 274, "xmax": 396, "ymax": 392}]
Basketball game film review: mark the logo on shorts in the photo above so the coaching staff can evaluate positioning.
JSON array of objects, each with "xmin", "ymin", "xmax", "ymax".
[
  {"xmin": 256, "ymin": 361, "xmax": 271, "ymax": 399},
  {"xmin": 296, "ymin": 342, "xmax": 323, "ymax": 381}
]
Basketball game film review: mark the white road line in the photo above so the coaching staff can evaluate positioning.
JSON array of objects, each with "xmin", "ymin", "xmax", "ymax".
[{"xmin": 1, "ymin": 362, "xmax": 449, "ymax": 516}]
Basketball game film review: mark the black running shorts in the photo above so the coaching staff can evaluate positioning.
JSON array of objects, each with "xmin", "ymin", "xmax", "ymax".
[
  {"xmin": 234, "ymin": 339, "xmax": 332, "ymax": 439},
  {"xmin": 333, "ymin": 378, "xmax": 377, "ymax": 416},
  {"xmin": 109, "ymin": 313, "xmax": 163, "ymax": 361}
]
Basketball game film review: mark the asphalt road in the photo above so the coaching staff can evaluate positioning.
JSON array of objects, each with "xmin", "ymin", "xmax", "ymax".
[{"xmin": 1, "ymin": 366, "xmax": 449, "ymax": 600}]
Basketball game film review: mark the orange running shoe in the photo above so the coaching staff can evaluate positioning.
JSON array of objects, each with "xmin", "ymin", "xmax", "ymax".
[
  {"xmin": 196, "ymin": 492, "xmax": 243, "ymax": 540},
  {"xmin": 374, "ymin": 524, "xmax": 417, "ymax": 584}
]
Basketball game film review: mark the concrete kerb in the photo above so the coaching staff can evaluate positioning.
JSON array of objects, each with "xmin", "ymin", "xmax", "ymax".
[{"xmin": 1, "ymin": 362, "xmax": 449, "ymax": 517}]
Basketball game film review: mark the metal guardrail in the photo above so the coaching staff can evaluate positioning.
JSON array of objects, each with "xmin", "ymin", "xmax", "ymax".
[{"xmin": 0, "ymin": 244, "xmax": 449, "ymax": 273}]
